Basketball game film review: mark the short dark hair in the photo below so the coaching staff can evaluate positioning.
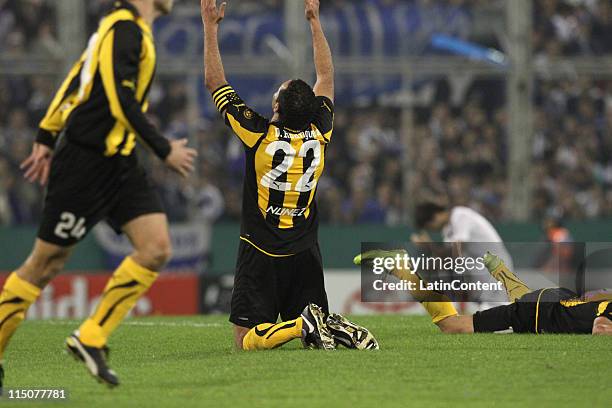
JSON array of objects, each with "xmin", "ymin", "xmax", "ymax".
[
  {"xmin": 277, "ymin": 79, "xmax": 317, "ymax": 130},
  {"xmin": 414, "ymin": 202, "xmax": 447, "ymax": 230}
]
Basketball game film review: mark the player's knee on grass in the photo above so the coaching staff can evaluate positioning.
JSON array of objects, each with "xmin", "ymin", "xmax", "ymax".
[
  {"xmin": 132, "ymin": 237, "xmax": 173, "ymax": 271},
  {"xmin": 436, "ymin": 315, "xmax": 474, "ymax": 334},
  {"xmin": 18, "ymin": 242, "xmax": 71, "ymax": 288},
  {"xmin": 234, "ymin": 325, "xmax": 250, "ymax": 349},
  {"xmin": 592, "ymin": 317, "xmax": 612, "ymax": 335}
]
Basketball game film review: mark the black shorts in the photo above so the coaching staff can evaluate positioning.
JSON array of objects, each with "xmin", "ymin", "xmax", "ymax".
[
  {"xmin": 229, "ymin": 240, "xmax": 328, "ymax": 328},
  {"xmin": 38, "ymin": 142, "xmax": 164, "ymax": 247},
  {"xmin": 473, "ymin": 288, "xmax": 576, "ymax": 334}
]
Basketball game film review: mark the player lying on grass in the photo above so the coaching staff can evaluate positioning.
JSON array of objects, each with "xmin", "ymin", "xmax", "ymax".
[
  {"xmin": 201, "ymin": 0, "xmax": 377, "ymax": 351},
  {"xmin": 355, "ymin": 251, "xmax": 612, "ymax": 335}
]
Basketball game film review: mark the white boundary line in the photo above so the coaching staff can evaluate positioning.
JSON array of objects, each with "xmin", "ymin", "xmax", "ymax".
[{"xmin": 25, "ymin": 320, "xmax": 223, "ymax": 328}]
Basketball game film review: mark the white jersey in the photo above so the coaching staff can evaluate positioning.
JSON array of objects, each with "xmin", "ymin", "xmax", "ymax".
[{"xmin": 442, "ymin": 206, "xmax": 514, "ymax": 271}]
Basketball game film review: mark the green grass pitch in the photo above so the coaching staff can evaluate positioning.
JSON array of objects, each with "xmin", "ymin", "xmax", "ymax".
[{"xmin": 3, "ymin": 315, "xmax": 610, "ymax": 408}]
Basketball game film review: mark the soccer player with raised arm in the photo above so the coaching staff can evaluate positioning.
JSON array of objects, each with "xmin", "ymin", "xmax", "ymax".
[
  {"xmin": 201, "ymin": 0, "xmax": 377, "ymax": 351},
  {"xmin": 0, "ymin": 0, "xmax": 197, "ymax": 389}
]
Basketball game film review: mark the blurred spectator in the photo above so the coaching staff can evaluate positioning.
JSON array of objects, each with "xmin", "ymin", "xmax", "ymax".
[
  {"xmin": 534, "ymin": 0, "xmax": 612, "ymax": 57},
  {"xmin": 1, "ymin": 0, "xmax": 611, "ymax": 227},
  {"xmin": 0, "ymin": 0, "xmax": 56, "ymax": 54}
]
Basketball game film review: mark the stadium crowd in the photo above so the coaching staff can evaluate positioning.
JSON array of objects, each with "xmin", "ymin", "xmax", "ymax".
[
  {"xmin": 2, "ymin": 0, "xmax": 612, "ymax": 56},
  {"xmin": 1, "ymin": 0, "xmax": 611, "ymax": 226}
]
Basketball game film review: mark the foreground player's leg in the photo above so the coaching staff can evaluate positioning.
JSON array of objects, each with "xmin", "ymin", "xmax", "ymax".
[
  {"xmin": 70, "ymin": 214, "xmax": 170, "ymax": 386},
  {"xmin": 0, "ymin": 240, "xmax": 72, "ymax": 392},
  {"xmin": 242, "ymin": 304, "xmax": 334, "ymax": 350},
  {"xmin": 484, "ymin": 252, "xmax": 531, "ymax": 302},
  {"xmin": 242, "ymin": 319, "xmax": 303, "ymax": 350}
]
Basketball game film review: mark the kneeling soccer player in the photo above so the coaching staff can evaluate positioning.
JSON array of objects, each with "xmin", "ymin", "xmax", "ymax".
[
  {"xmin": 355, "ymin": 251, "xmax": 612, "ymax": 336},
  {"xmin": 201, "ymin": 0, "xmax": 378, "ymax": 351}
]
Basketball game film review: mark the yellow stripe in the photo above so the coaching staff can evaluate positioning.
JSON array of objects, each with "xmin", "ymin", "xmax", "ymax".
[
  {"xmin": 135, "ymin": 17, "xmax": 153, "ymax": 39},
  {"xmin": 240, "ymin": 237, "xmax": 294, "ymax": 258},
  {"xmin": 125, "ymin": 27, "xmax": 157, "ymax": 156},
  {"xmin": 121, "ymin": 80, "xmax": 136, "ymax": 89},
  {"xmin": 323, "ymin": 128, "xmax": 333, "ymax": 142},
  {"xmin": 70, "ymin": 10, "xmax": 135, "ymax": 120},
  {"xmin": 216, "ymin": 97, "xmax": 229, "ymax": 110},
  {"xmin": 120, "ymin": 133, "xmax": 137, "ymax": 156},
  {"xmin": 560, "ymin": 298, "xmax": 588, "ymax": 307},
  {"xmin": 322, "ymin": 100, "xmax": 332, "ymax": 113},
  {"xmin": 535, "ymin": 288, "xmax": 554, "ymax": 334},
  {"xmin": 304, "ymin": 135, "xmax": 326, "ymax": 220},
  {"xmin": 279, "ymin": 137, "xmax": 305, "ymax": 229},
  {"xmin": 99, "ymin": 29, "xmax": 134, "ymax": 133},
  {"xmin": 227, "ymin": 112, "xmax": 264, "ymax": 148},
  {"xmin": 597, "ymin": 301, "xmax": 611, "ymax": 316},
  {"xmin": 254, "ymin": 130, "xmax": 273, "ymax": 220},
  {"xmin": 213, "ymin": 85, "xmax": 232, "ymax": 97},
  {"xmin": 214, "ymin": 88, "xmax": 234, "ymax": 105},
  {"xmin": 39, "ymin": 58, "xmax": 85, "ymax": 133},
  {"xmin": 105, "ymin": 122, "xmax": 127, "ymax": 156},
  {"xmin": 212, "ymin": 85, "xmax": 232, "ymax": 100},
  {"xmin": 218, "ymin": 100, "xmax": 230, "ymax": 112}
]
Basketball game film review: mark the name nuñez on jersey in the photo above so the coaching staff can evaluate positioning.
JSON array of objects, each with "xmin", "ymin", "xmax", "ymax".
[{"xmin": 266, "ymin": 205, "xmax": 308, "ymax": 217}]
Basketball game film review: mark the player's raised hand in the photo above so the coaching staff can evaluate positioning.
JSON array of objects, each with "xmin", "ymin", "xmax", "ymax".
[
  {"xmin": 20, "ymin": 143, "xmax": 53, "ymax": 186},
  {"xmin": 165, "ymin": 139, "xmax": 198, "ymax": 178},
  {"xmin": 305, "ymin": 0, "xmax": 320, "ymax": 21},
  {"xmin": 201, "ymin": 0, "xmax": 227, "ymax": 26}
]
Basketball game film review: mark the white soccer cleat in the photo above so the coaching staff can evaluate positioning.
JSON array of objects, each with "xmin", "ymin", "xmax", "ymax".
[
  {"xmin": 326, "ymin": 313, "xmax": 379, "ymax": 350},
  {"xmin": 300, "ymin": 304, "xmax": 335, "ymax": 350}
]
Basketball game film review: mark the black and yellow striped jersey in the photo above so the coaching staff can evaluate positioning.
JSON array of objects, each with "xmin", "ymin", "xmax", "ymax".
[
  {"xmin": 36, "ymin": 1, "xmax": 170, "ymax": 160},
  {"xmin": 212, "ymin": 85, "xmax": 334, "ymax": 256},
  {"xmin": 537, "ymin": 295, "xmax": 611, "ymax": 334}
]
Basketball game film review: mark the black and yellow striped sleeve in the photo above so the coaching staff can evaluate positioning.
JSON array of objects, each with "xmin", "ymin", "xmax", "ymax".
[
  {"xmin": 99, "ymin": 20, "xmax": 171, "ymax": 159},
  {"xmin": 597, "ymin": 301, "xmax": 611, "ymax": 318},
  {"xmin": 212, "ymin": 85, "xmax": 269, "ymax": 148},
  {"xmin": 37, "ymin": 59, "xmax": 84, "ymax": 149},
  {"xmin": 312, "ymin": 96, "xmax": 334, "ymax": 143}
]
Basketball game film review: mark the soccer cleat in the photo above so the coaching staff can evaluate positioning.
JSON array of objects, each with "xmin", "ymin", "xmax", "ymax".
[
  {"xmin": 484, "ymin": 251, "xmax": 531, "ymax": 302},
  {"xmin": 483, "ymin": 251, "xmax": 503, "ymax": 272},
  {"xmin": 326, "ymin": 313, "xmax": 379, "ymax": 350},
  {"xmin": 65, "ymin": 334, "xmax": 119, "ymax": 387},
  {"xmin": 353, "ymin": 249, "xmax": 407, "ymax": 266},
  {"xmin": 300, "ymin": 304, "xmax": 335, "ymax": 350},
  {"xmin": 0, "ymin": 364, "xmax": 4, "ymax": 396}
]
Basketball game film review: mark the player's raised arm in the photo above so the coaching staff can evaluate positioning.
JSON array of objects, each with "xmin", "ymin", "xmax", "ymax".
[
  {"xmin": 201, "ymin": 0, "xmax": 228, "ymax": 93},
  {"xmin": 306, "ymin": 0, "xmax": 334, "ymax": 101}
]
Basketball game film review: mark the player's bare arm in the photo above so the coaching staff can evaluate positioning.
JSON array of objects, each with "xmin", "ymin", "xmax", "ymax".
[
  {"xmin": 306, "ymin": 0, "xmax": 334, "ymax": 101},
  {"xmin": 201, "ymin": 0, "xmax": 228, "ymax": 93}
]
